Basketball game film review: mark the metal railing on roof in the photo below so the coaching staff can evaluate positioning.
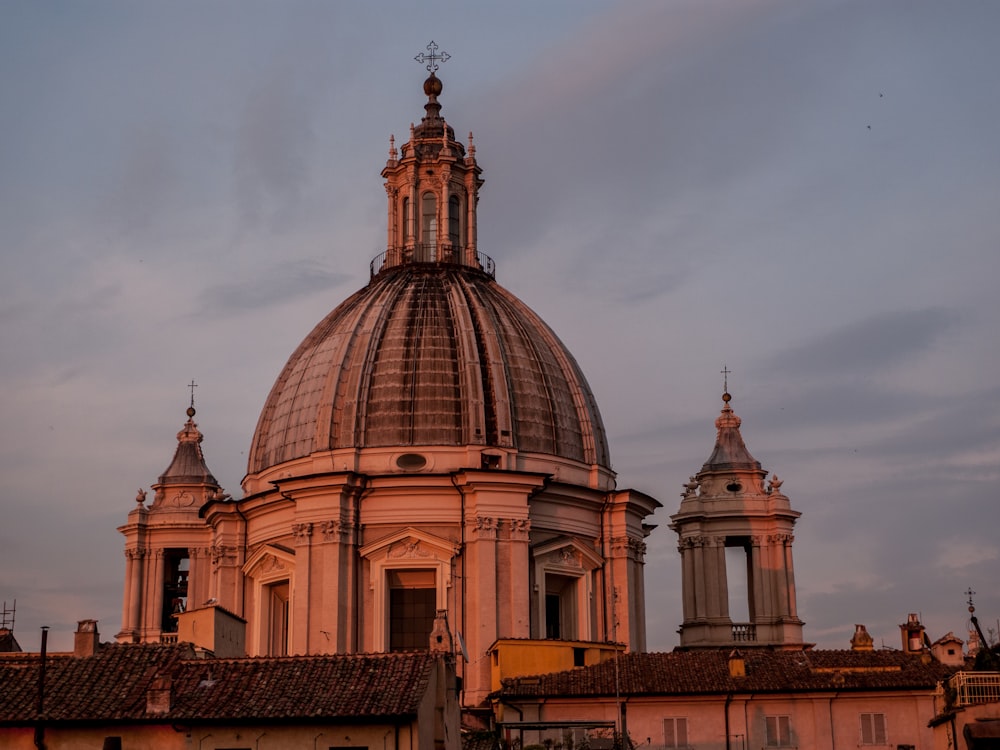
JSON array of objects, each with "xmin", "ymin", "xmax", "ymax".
[
  {"xmin": 949, "ymin": 671, "xmax": 1000, "ymax": 706},
  {"xmin": 370, "ymin": 245, "xmax": 495, "ymax": 280}
]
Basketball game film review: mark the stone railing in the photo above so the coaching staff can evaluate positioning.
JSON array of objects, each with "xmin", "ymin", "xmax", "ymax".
[{"xmin": 732, "ymin": 623, "xmax": 757, "ymax": 642}]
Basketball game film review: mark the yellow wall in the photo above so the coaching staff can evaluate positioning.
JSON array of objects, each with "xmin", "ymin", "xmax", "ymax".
[{"xmin": 489, "ymin": 639, "xmax": 624, "ymax": 693}]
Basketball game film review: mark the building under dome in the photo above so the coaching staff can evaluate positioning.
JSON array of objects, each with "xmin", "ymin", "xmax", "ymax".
[{"xmin": 117, "ymin": 70, "xmax": 660, "ymax": 709}]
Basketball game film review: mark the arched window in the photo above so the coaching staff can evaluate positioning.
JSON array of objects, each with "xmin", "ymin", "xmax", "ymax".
[
  {"xmin": 402, "ymin": 197, "xmax": 411, "ymax": 244},
  {"xmin": 448, "ymin": 195, "xmax": 461, "ymax": 246},
  {"xmin": 421, "ymin": 192, "xmax": 437, "ymax": 248}
]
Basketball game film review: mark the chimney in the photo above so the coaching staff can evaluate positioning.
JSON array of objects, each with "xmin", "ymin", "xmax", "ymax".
[
  {"xmin": 900, "ymin": 613, "xmax": 927, "ymax": 654},
  {"xmin": 728, "ymin": 649, "xmax": 746, "ymax": 678},
  {"xmin": 74, "ymin": 619, "xmax": 100, "ymax": 657},
  {"xmin": 146, "ymin": 674, "xmax": 171, "ymax": 715},
  {"xmin": 429, "ymin": 609, "xmax": 453, "ymax": 654},
  {"xmin": 850, "ymin": 624, "xmax": 874, "ymax": 652}
]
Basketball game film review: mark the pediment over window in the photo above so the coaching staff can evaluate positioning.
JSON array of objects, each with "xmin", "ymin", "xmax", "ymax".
[
  {"xmin": 242, "ymin": 544, "xmax": 296, "ymax": 579},
  {"xmin": 533, "ymin": 537, "xmax": 604, "ymax": 572},
  {"xmin": 360, "ymin": 527, "xmax": 460, "ymax": 564}
]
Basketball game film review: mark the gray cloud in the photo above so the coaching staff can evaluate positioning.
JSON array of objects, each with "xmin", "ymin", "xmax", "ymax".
[
  {"xmin": 769, "ymin": 308, "xmax": 961, "ymax": 377},
  {"xmin": 198, "ymin": 260, "xmax": 349, "ymax": 316},
  {"xmin": 233, "ymin": 69, "xmax": 317, "ymax": 229}
]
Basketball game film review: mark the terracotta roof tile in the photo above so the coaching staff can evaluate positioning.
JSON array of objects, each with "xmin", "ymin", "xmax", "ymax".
[
  {"xmin": 496, "ymin": 649, "xmax": 956, "ymax": 699},
  {"xmin": 0, "ymin": 644, "xmax": 441, "ymax": 725}
]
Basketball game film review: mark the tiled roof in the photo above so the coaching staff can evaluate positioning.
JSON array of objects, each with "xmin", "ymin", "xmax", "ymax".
[
  {"xmin": 0, "ymin": 644, "xmax": 441, "ymax": 725},
  {"xmin": 496, "ymin": 649, "xmax": 956, "ymax": 699},
  {"xmin": 0, "ymin": 643, "xmax": 191, "ymax": 723}
]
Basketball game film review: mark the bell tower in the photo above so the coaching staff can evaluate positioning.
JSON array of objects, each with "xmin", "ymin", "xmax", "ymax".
[
  {"xmin": 117, "ymin": 398, "xmax": 222, "ymax": 644},
  {"xmin": 670, "ymin": 388, "xmax": 805, "ymax": 650}
]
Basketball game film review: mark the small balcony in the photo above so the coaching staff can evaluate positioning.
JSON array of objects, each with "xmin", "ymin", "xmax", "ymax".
[
  {"xmin": 732, "ymin": 623, "xmax": 757, "ymax": 642},
  {"xmin": 948, "ymin": 671, "xmax": 1000, "ymax": 707}
]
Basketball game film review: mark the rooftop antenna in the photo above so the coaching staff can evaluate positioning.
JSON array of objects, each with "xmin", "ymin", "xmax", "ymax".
[{"xmin": 0, "ymin": 599, "xmax": 14, "ymax": 631}]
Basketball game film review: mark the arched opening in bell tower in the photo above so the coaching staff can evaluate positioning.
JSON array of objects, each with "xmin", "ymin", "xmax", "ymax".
[
  {"xmin": 725, "ymin": 538, "xmax": 752, "ymax": 624},
  {"xmin": 161, "ymin": 549, "xmax": 189, "ymax": 633}
]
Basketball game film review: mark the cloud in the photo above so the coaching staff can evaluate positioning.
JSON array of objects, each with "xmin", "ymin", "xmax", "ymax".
[
  {"xmin": 198, "ymin": 260, "xmax": 349, "ymax": 316},
  {"xmin": 233, "ymin": 68, "xmax": 317, "ymax": 229},
  {"xmin": 933, "ymin": 537, "xmax": 1000, "ymax": 573},
  {"xmin": 768, "ymin": 308, "xmax": 961, "ymax": 377}
]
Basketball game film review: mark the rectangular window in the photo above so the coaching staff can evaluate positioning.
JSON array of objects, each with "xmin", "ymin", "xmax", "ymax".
[
  {"xmin": 860, "ymin": 713, "xmax": 887, "ymax": 745},
  {"xmin": 664, "ymin": 717, "xmax": 688, "ymax": 749},
  {"xmin": 389, "ymin": 570, "xmax": 436, "ymax": 651},
  {"xmin": 765, "ymin": 716, "xmax": 792, "ymax": 747},
  {"xmin": 267, "ymin": 581, "xmax": 289, "ymax": 657}
]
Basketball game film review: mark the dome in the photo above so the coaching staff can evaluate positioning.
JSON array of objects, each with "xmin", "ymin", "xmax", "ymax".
[{"xmin": 247, "ymin": 262, "xmax": 610, "ymax": 476}]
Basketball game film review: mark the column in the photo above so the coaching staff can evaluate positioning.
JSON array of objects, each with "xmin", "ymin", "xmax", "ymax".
[
  {"xmin": 680, "ymin": 542, "xmax": 695, "ymax": 622},
  {"xmin": 291, "ymin": 522, "xmax": 313, "ymax": 652},
  {"xmin": 783, "ymin": 536, "xmax": 797, "ymax": 618},
  {"xmin": 692, "ymin": 537, "xmax": 708, "ymax": 621},
  {"xmin": 749, "ymin": 537, "xmax": 764, "ymax": 622},
  {"xmin": 149, "ymin": 550, "xmax": 165, "ymax": 636}
]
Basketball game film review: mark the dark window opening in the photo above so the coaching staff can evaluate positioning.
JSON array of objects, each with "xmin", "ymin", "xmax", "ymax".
[
  {"xmin": 545, "ymin": 593, "xmax": 561, "ymax": 639},
  {"xmin": 267, "ymin": 581, "xmax": 289, "ymax": 656},
  {"xmin": 161, "ymin": 549, "xmax": 189, "ymax": 632},
  {"xmin": 389, "ymin": 570, "xmax": 436, "ymax": 651},
  {"xmin": 545, "ymin": 573, "xmax": 578, "ymax": 640},
  {"xmin": 448, "ymin": 195, "xmax": 461, "ymax": 246}
]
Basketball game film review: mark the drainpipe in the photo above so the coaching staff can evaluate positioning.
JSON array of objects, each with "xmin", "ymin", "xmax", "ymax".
[
  {"xmin": 725, "ymin": 693, "xmax": 733, "ymax": 750},
  {"xmin": 743, "ymin": 693, "xmax": 756, "ymax": 750},
  {"xmin": 450, "ymin": 473, "xmax": 467, "ymax": 705},
  {"xmin": 34, "ymin": 626, "xmax": 48, "ymax": 750},
  {"xmin": 828, "ymin": 692, "xmax": 839, "ymax": 750}
]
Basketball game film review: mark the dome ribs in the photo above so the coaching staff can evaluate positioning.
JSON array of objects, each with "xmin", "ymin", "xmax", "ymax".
[
  {"xmin": 453, "ymin": 275, "xmax": 499, "ymax": 447},
  {"xmin": 363, "ymin": 270, "xmax": 462, "ymax": 447},
  {"xmin": 246, "ymin": 265, "xmax": 612, "ymax": 477},
  {"xmin": 249, "ymin": 287, "xmax": 370, "ymax": 472},
  {"xmin": 338, "ymin": 274, "xmax": 406, "ymax": 449}
]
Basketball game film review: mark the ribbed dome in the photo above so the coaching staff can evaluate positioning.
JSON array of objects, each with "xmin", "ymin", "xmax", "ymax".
[{"xmin": 247, "ymin": 263, "xmax": 610, "ymax": 475}]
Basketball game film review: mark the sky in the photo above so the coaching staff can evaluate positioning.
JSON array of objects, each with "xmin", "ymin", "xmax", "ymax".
[{"xmin": 1, "ymin": 0, "xmax": 998, "ymax": 654}]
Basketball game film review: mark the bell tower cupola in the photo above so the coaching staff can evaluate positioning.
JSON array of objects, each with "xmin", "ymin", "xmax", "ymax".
[
  {"xmin": 670, "ymin": 384, "xmax": 806, "ymax": 650},
  {"xmin": 116, "ymin": 390, "xmax": 223, "ymax": 645},
  {"xmin": 378, "ymin": 42, "xmax": 485, "ymax": 275}
]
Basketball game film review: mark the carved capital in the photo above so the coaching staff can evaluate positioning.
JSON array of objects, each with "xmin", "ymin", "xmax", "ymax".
[
  {"xmin": 210, "ymin": 544, "xmax": 230, "ymax": 566},
  {"xmin": 473, "ymin": 515, "xmax": 498, "ymax": 540},
  {"xmin": 321, "ymin": 519, "xmax": 342, "ymax": 543},
  {"xmin": 292, "ymin": 522, "xmax": 313, "ymax": 542},
  {"xmin": 613, "ymin": 536, "xmax": 647, "ymax": 561},
  {"xmin": 508, "ymin": 518, "xmax": 531, "ymax": 541}
]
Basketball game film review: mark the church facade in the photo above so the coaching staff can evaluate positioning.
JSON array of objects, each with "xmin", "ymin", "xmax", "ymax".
[{"xmin": 117, "ymin": 68, "xmax": 659, "ymax": 708}]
